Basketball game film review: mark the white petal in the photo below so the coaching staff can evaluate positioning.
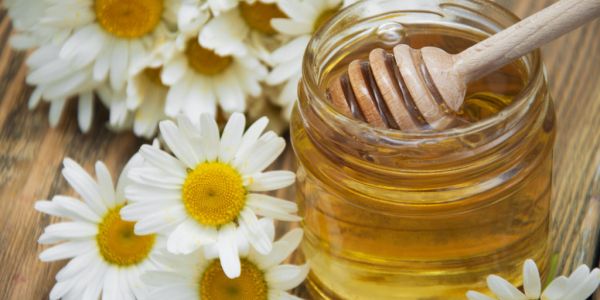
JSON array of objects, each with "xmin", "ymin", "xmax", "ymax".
[
  {"xmin": 28, "ymin": 86, "xmax": 44, "ymax": 109},
  {"xmin": 43, "ymin": 196, "xmax": 100, "ymax": 223},
  {"xmin": 55, "ymin": 251, "xmax": 96, "ymax": 281},
  {"xmin": 124, "ymin": 184, "xmax": 182, "ymax": 204},
  {"xmin": 487, "ymin": 275, "xmax": 526, "ymax": 300},
  {"xmin": 138, "ymin": 145, "xmax": 187, "ymax": 179},
  {"xmin": 271, "ymin": 19, "xmax": 312, "ymax": 36},
  {"xmin": 167, "ymin": 219, "xmax": 217, "ymax": 254},
  {"xmin": 246, "ymin": 171, "xmax": 295, "ymax": 192},
  {"xmin": 523, "ymin": 259, "xmax": 541, "ymax": 299},
  {"xmin": 62, "ymin": 159, "xmax": 107, "ymax": 215},
  {"xmin": 38, "ymin": 222, "xmax": 97, "ymax": 244},
  {"xmin": 129, "ymin": 168, "xmax": 182, "ymax": 190},
  {"xmin": 239, "ymin": 135, "xmax": 286, "ymax": 174},
  {"xmin": 178, "ymin": 4, "xmax": 209, "ymax": 34},
  {"xmin": 110, "ymin": 40, "xmax": 129, "ymax": 91},
  {"xmin": 147, "ymin": 284, "xmax": 197, "ymax": 300},
  {"xmin": 266, "ymin": 263, "xmax": 309, "ymax": 290},
  {"xmin": 466, "ymin": 291, "xmax": 495, "ymax": 300},
  {"xmin": 218, "ymin": 113, "xmax": 245, "ymax": 163},
  {"xmin": 566, "ymin": 265, "xmax": 591, "ymax": 288},
  {"xmin": 217, "ymin": 224, "xmax": 241, "ymax": 278},
  {"xmin": 161, "ymin": 55, "xmax": 187, "ymax": 85},
  {"xmin": 277, "ymin": 0, "xmax": 318, "ymax": 21},
  {"xmin": 200, "ymin": 114, "xmax": 220, "ymax": 161},
  {"xmin": 215, "ymin": 73, "xmax": 245, "ymax": 112},
  {"xmin": 49, "ymin": 98, "xmax": 67, "ymax": 127},
  {"xmin": 102, "ymin": 268, "xmax": 120, "ymax": 300},
  {"xmin": 239, "ymin": 209, "xmax": 272, "ymax": 254},
  {"xmin": 233, "ymin": 117, "xmax": 268, "ymax": 164},
  {"xmin": 95, "ymin": 161, "xmax": 116, "ymax": 207},
  {"xmin": 39, "ymin": 241, "xmax": 95, "ymax": 262},
  {"xmin": 559, "ymin": 268, "xmax": 600, "ymax": 300},
  {"xmin": 246, "ymin": 194, "xmax": 301, "ymax": 222},
  {"xmin": 50, "ymin": 279, "xmax": 76, "ymax": 300},
  {"xmin": 255, "ymin": 228, "xmax": 303, "ymax": 269},
  {"xmin": 94, "ymin": 47, "xmax": 111, "ymax": 81},
  {"xmin": 165, "ymin": 79, "xmax": 190, "ymax": 116},
  {"xmin": 26, "ymin": 59, "xmax": 73, "ymax": 85},
  {"xmin": 78, "ymin": 91, "xmax": 94, "ymax": 132},
  {"xmin": 541, "ymin": 276, "xmax": 568, "ymax": 300},
  {"xmin": 199, "ymin": 10, "xmax": 249, "ymax": 56},
  {"xmin": 134, "ymin": 205, "xmax": 188, "ymax": 235},
  {"xmin": 176, "ymin": 114, "xmax": 204, "ymax": 159},
  {"xmin": 81, "ymin": 259, "xmax": 107, "ymax": 300},
  {"xmin": 159, "ymin": 120, "xmax": 199, "ymax": 168}
]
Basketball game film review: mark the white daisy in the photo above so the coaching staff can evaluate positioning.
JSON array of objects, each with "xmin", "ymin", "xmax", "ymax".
[
  {"xmin": 466, "ymin": 259, "xmax": 600, "ymax": 300},
  {"xmin": 123, "ymin": 68, "xmax": 168, "ymax": 138},
  {"xmin": 122, "ymin": 113, "xmax": 299, "ymax": 278},
  {"xmin": 26, "ymin": 44, "xmax": 100, "ymax": 132},
  {"xmin": 195, "ymin": 0, "xmax": 287, "ymax": 57},
  {"xmin": 35, "ymin": 157, "xmax": 165, "ymax": 300},
  {"xmin": 267, "ymin": 0, "xmax": 356, "ymax": 118},
  {"xmin": 144, "ymin": 220, "xmax": 308, "ymax": 300},
  {"xmin": 160, "ymin": 33, "xmax": 267, "ymax": 120},
  {"xmin": 40, "ymin": 0, "xmax": 179, "ymax": 92},
  {"xmin": 124, "ymin": 44, "xmax": 177, "ymax": 138}
]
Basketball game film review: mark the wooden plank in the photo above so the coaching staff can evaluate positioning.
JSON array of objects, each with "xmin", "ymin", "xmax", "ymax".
[{"xmin": 0, "ymin": 1, "xmax": 598, "ymax": 299}]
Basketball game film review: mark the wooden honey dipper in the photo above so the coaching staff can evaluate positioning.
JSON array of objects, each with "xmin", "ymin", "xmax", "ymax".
[{"xmin": 327, "ymin": 0, "xmax": 600, "ymax": 130}]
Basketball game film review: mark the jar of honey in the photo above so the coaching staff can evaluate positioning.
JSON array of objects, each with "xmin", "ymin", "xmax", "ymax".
[{"xmin": 291, "ymin": 0, "xmax": 556, "ymax": 299}]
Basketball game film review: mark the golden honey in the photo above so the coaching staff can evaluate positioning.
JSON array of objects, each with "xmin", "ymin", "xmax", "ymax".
[{"xmin": 291, "ymin": 1, "xmax": 555, "ymax": 299}]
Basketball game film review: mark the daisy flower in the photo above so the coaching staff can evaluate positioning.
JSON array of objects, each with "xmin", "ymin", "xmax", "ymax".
[
  {"xmin": 466, "ymin": 259, "xmax": 600, "ymax": 300},
  {"xmin": 122, "ymin": 113, "xmax": 299, "ymax": 278},
  {"xmin": 40, "ymin": 0, "xmax": 179, "ymax": 92},
  {"xmin": 35, "ymin": 156, "xmax": 165, "ymax": 299},
  {"xmin": 144, "ymin": 220, "xmax": 308, "ymax": 300},
  {"xmin": 196, "ymin": 0, "xmax": 288, "ymax": 57},
  {"xmin": 124, "ymin": 44, "xmax": 177, "ymax": 138},
  {"xmin": 160, "ymin": 32, "xmax": 267, "ymax": 120},
  {"xmin": 267, "ymin": 0, "xmax": 356, "ymax": 118}
]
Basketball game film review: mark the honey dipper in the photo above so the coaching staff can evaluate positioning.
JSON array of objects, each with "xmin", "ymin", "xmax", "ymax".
[{"xmin": 327, "ymin": 0, "xmax": 600, "ymax": 130}]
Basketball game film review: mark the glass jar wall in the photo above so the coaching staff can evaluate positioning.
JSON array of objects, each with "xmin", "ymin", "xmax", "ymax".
[{"xmin": 291, "ymin": 0, "xmax": 556, "ymax": 299}]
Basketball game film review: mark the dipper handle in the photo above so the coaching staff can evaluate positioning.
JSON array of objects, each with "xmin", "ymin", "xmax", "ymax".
[{"xmin": 453, "ymin": 0, "xmax": 600, "ymax": 82}]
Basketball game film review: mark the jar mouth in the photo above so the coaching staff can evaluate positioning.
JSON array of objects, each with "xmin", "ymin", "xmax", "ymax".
[{"xmin": 302, "ymin": 0, "xmax": 544, "ymax": 142}]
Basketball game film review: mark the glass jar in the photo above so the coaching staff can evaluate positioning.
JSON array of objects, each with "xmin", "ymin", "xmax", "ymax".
[{"xmin": 290, "ymin": 0, "xmax": 556, "ymax": 299}]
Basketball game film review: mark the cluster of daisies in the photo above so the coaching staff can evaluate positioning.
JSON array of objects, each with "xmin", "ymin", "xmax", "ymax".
[
  {"xmin": 34, "ymin": 114, "xmax": 600, "ymax": 300},
  {"xmin": 37, "ymin": 114, "xmax": 308, "ymax": 299},
  {"xmin": 4, "ymin": 0, "xmax": 356, "ymax": 138}
]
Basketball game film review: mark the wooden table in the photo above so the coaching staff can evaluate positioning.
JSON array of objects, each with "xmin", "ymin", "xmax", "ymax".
[{"xmin": 0, "ymin": 1, "xmax": 598, "ymax": 299}]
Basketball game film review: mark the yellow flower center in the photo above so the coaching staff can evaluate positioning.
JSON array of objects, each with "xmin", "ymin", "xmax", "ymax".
[
  {"xmin": 239, "ymin": 2, "xmax": 287, "ymax": 35},
  {"xmin": 95, "ymin": 0, "xmax": 164, "ymax": 39},
  {"xmin": 185, "ymin": 40, "xmax": 233, "ymax": 76},
  {"xmin": 143, "ymin": 67, "xmax": 165, "ymax": 87},
  {"xmin": 313, "ymin": 7, "xmax": 340, "ymax": 32},
  {"xmin": 182, "ymin": 162, "xmax": 246, "ymax": 226},
  {"xmin": 200, "ymin": 259, "xmax": 268, "ymax": 300},
  {"xmin": 96, "ymin": 205, "xmax": 156, "ymax": 266}
]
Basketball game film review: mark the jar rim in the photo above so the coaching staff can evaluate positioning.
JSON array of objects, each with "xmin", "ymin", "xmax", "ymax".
[{"xmin": 301, "ymin": 0, "xmax": 544, "ymax": 141}]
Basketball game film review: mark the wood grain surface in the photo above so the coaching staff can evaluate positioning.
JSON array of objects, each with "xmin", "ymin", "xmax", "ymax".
[{"xmin": 0, "ymin": 1, "xmax": 598, "ymax": 299}]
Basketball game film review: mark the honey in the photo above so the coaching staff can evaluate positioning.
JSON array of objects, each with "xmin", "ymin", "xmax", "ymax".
[{"xmin": 291, "ymin": 1, "xmax": 556, "ymax": 299}]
